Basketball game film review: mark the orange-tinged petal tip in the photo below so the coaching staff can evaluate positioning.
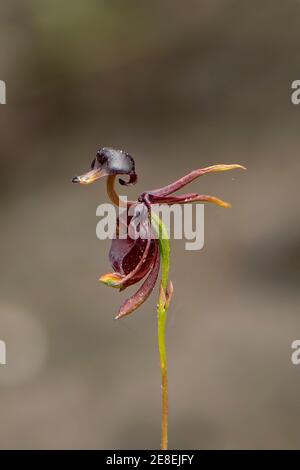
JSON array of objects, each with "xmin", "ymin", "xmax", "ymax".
[
  {"xmin": 203, "ymin": 164, "xmax": 246, "ymax": 174},
  {"xmin": 203, "ymin": 196, "xmax": 232, "ymax": 208},
  {"xmin": 99, "ymin": 272, "xmax": 124, "ymax": 287}
]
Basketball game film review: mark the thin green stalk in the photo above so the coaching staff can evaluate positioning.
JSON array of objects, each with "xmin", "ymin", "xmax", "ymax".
[{"xmin": 151, "ymin": 211, "xmax": 171, "ymax": 450}]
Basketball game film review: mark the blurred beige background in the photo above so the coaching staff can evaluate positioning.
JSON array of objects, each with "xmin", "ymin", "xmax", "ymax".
[{"xmin": 0, "ymin": 0, "xmax": 300, "ymax": 449}]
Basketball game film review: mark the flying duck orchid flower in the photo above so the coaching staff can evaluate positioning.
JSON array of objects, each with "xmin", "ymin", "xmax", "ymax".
[
  {"xmin": 73, "ymin": 147, "xmax": 245, "ymax": 318},
  {"xmin": 72, "ymin": 147, "xmax": 245, "ymax": 449}
]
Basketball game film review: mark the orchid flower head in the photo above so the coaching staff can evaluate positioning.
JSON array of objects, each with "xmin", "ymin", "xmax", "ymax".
[{"xmin": 73, "ymin": 147, "xmax": 245, "ymax": 319}]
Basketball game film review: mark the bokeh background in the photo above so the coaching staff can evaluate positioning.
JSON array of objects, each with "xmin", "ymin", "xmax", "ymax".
[{"xmin": 0, "ymin": 0, "xmax": 300, "ymax": 449}]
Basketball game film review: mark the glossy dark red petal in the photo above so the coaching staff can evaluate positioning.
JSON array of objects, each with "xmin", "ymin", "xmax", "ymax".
[
  {"xmin": 109, "ymin": 213, "xmax": 156, "ymax": 288},
  {"xmin": 116, "ymin": 241, "xmax": 160, "ymax": 319}
]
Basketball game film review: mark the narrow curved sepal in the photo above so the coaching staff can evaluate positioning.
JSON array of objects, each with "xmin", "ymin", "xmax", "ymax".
[
  {"xmin": 150, "ymin": 193, "xmax": 231, "ymax": 208},
  {"xmin": 147, "ymin": 163, "xmax": 246, "ymax": 198}
]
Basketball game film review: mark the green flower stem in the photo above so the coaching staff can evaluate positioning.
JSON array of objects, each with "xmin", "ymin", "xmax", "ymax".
[{"xmin": 151, "ymin": 211, "xmax": 171, "ymax": 450}]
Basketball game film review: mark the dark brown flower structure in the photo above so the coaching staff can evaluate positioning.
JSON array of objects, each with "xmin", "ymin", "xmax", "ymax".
[{"xmin": 72, "ymin": 147, "xmax": 245, "ymax": 320}]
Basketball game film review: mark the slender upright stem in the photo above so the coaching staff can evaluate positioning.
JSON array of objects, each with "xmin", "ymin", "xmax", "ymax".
[
  {"xmin": 151, "ymin": 211, "xmax": 171, "ymax": 450},
  {"xmin": 158, "ymin": 299, "xmax": 169, "ymax": 449}
]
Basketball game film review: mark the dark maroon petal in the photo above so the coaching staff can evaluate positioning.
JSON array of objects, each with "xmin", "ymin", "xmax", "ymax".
[
  {"xmin": 108, "ymin": 209, "xmax": 156, "ymax": 288},
  {"xmin": 109, "ymin": 213, "xmax": 149, "ymax": 275},
  {"xmin": 145, "ymin": 169, "xmax": 207, "ymax": 198},
  {"xmin": 112, "ymin": 229, "xmax": 152, "ymax": 287},
  {"xmin": 149, "ymin": 192, "xmax": 199, "ymax": 204},
  {"xmin": 109, "ymin": 237, "xmax": 145, "ymax": 275},
  {"xmin": 109, "ymin": 238, "xmax": 134, "ymax": 274},
  {"xmin": 121, "ymin": 244, "xmax": 155, "ymax": 287},
  {"xmin": 115, "ymin": 242, "xmax": 160, "ymax": 319},
  {"xmin": 144, "ymin": 164, "xmax": 245, "ymax": 198},
  {"xmin": 149, "ymin": 192, "xmax": 231, "ymax": 208},
  {"xmin": 109, "ymin": 237, "xmax": 156, "ymax": 288}
]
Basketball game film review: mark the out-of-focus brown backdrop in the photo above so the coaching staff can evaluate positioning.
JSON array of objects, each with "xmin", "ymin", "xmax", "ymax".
[{"xmin": 0, "ymin": 0, "xmax": 299, "ymax": 449}]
